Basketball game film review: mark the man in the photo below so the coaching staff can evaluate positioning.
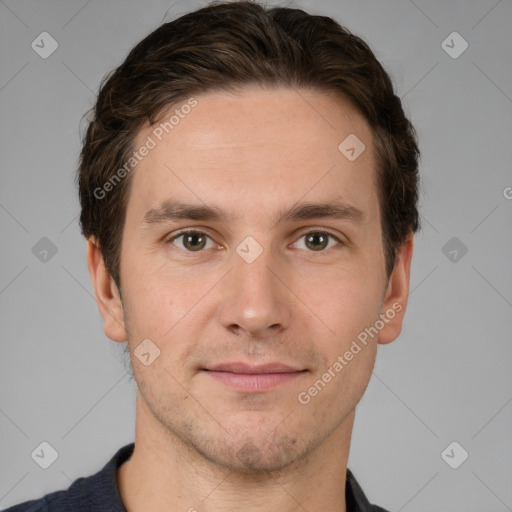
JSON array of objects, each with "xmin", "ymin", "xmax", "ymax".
[{"xmin": 6, "ymin": 1, "xmax": 419, "ymax": 511}]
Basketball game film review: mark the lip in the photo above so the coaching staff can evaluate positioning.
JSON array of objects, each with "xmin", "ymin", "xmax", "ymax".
[
  {"xmin": 202, "ymin": 362, "xmax": 307, "ymax": 392},
  {"xmin": 206, "ymin": 362, "xmax": 303, "ymax": 374}
]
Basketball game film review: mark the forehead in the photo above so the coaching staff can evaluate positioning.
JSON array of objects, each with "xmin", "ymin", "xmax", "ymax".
[{"xmin": 127, "ymin": 86, "xmax": 379, "ymax": 226}]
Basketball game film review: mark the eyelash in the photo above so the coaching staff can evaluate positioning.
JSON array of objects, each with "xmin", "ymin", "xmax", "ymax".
[{"xmin": 167, "ymin": 229, "xmax": 343, "ymax": 253}]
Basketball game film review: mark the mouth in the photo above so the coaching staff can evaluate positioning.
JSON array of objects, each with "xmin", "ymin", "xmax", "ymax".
[{"xmin": 202, "ymin": 362, "xmax": 308, "ymax": 392}]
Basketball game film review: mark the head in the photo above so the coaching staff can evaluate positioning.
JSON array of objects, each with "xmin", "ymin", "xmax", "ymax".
[{"xmin": 81, "ymin": 1, "xmax": 420, "ymax": 472}]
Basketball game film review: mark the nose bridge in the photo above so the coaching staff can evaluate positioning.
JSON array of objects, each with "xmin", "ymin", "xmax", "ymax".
[{"xmin": 218, "ymin": 235, "xmax": 290, "ymax": 335}]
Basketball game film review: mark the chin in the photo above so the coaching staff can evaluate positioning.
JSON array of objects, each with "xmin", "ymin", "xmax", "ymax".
[{"xmin": 190, "ymin": 430, "xmax": 318, "ymax": 475}]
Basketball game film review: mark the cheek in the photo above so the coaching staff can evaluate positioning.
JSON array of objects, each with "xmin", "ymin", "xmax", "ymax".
[
  {"xmin": 296, "ymin": 336, "xmax": 377, "ymax": 424},
  {"xmin": 122, "ymin": 265, "xmax": 219, "ymax": 372},
  {"xmin": 300, "ymin": 274, "xmax": 382, "ymax": 402},
  {"xmin": 121, "ymin": 268, "xmax": 176, "ymax": 341},
  {"xmin": 302, "ymin": 268, "xmax": 383, "ymax": 341}
]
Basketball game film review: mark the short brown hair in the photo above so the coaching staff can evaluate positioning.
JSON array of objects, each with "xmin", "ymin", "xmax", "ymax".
[{"xmin": 77, "ymin": 0, "xmax": 420, "ymax": 290}]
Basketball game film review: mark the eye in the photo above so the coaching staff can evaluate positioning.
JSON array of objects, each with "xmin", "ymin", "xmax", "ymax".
[
  {"xmin": 292, "ymin": 231, "xmax": 342, "ymax": 252},
  {"xmin": 169, "ymin": 230, "xmax": 217, "ymax": 252},
  {"xmin": 167, "ymin": 229, "xmax": 343, "ymax": 253}
]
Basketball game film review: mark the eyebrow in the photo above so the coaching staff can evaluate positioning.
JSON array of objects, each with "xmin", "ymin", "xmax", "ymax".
[{"xmin": 141, "ymin": 199, "xmax": 366, "ymax": 227}]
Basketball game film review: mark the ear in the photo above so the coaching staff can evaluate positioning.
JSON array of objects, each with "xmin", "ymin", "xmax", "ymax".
[
  {"xmin": 86, "ymin": 236, "xmax": 128, "ymax": 342},
  {"xmin": 377, "ymin": 232, "xmax": 414, "ymax": 345}
]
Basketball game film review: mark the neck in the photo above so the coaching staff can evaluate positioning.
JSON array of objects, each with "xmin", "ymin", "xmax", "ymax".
[{"xmin": 118, "ymin": 393, "xmax": 353, "ymax": 512}]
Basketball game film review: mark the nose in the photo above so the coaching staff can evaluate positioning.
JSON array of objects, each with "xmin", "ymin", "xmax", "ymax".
[{"xmin": 217, "ymin": 242, "xmax": 292, "ymax": 338}]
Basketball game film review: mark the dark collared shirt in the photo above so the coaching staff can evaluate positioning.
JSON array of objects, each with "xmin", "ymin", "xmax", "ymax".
[{"xmin": 4, "ymin": 443, "xmax": 390, "ymax": 511}]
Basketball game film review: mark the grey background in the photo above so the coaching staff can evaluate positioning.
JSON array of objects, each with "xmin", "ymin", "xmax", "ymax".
[{"xmin": 1, "ymin": 0, "xmax": 511, "ymax": 510}]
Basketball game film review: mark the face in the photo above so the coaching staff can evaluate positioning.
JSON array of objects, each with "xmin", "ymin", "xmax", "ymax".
[{"xmin": 92, "ymin": 86, "xmax": 411, "ymax": 473}]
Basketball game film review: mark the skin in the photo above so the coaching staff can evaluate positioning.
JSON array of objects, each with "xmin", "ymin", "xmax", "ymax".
[{"xmin": 87, "ymin": 86, "xmax": 413, "ymax": 512}]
